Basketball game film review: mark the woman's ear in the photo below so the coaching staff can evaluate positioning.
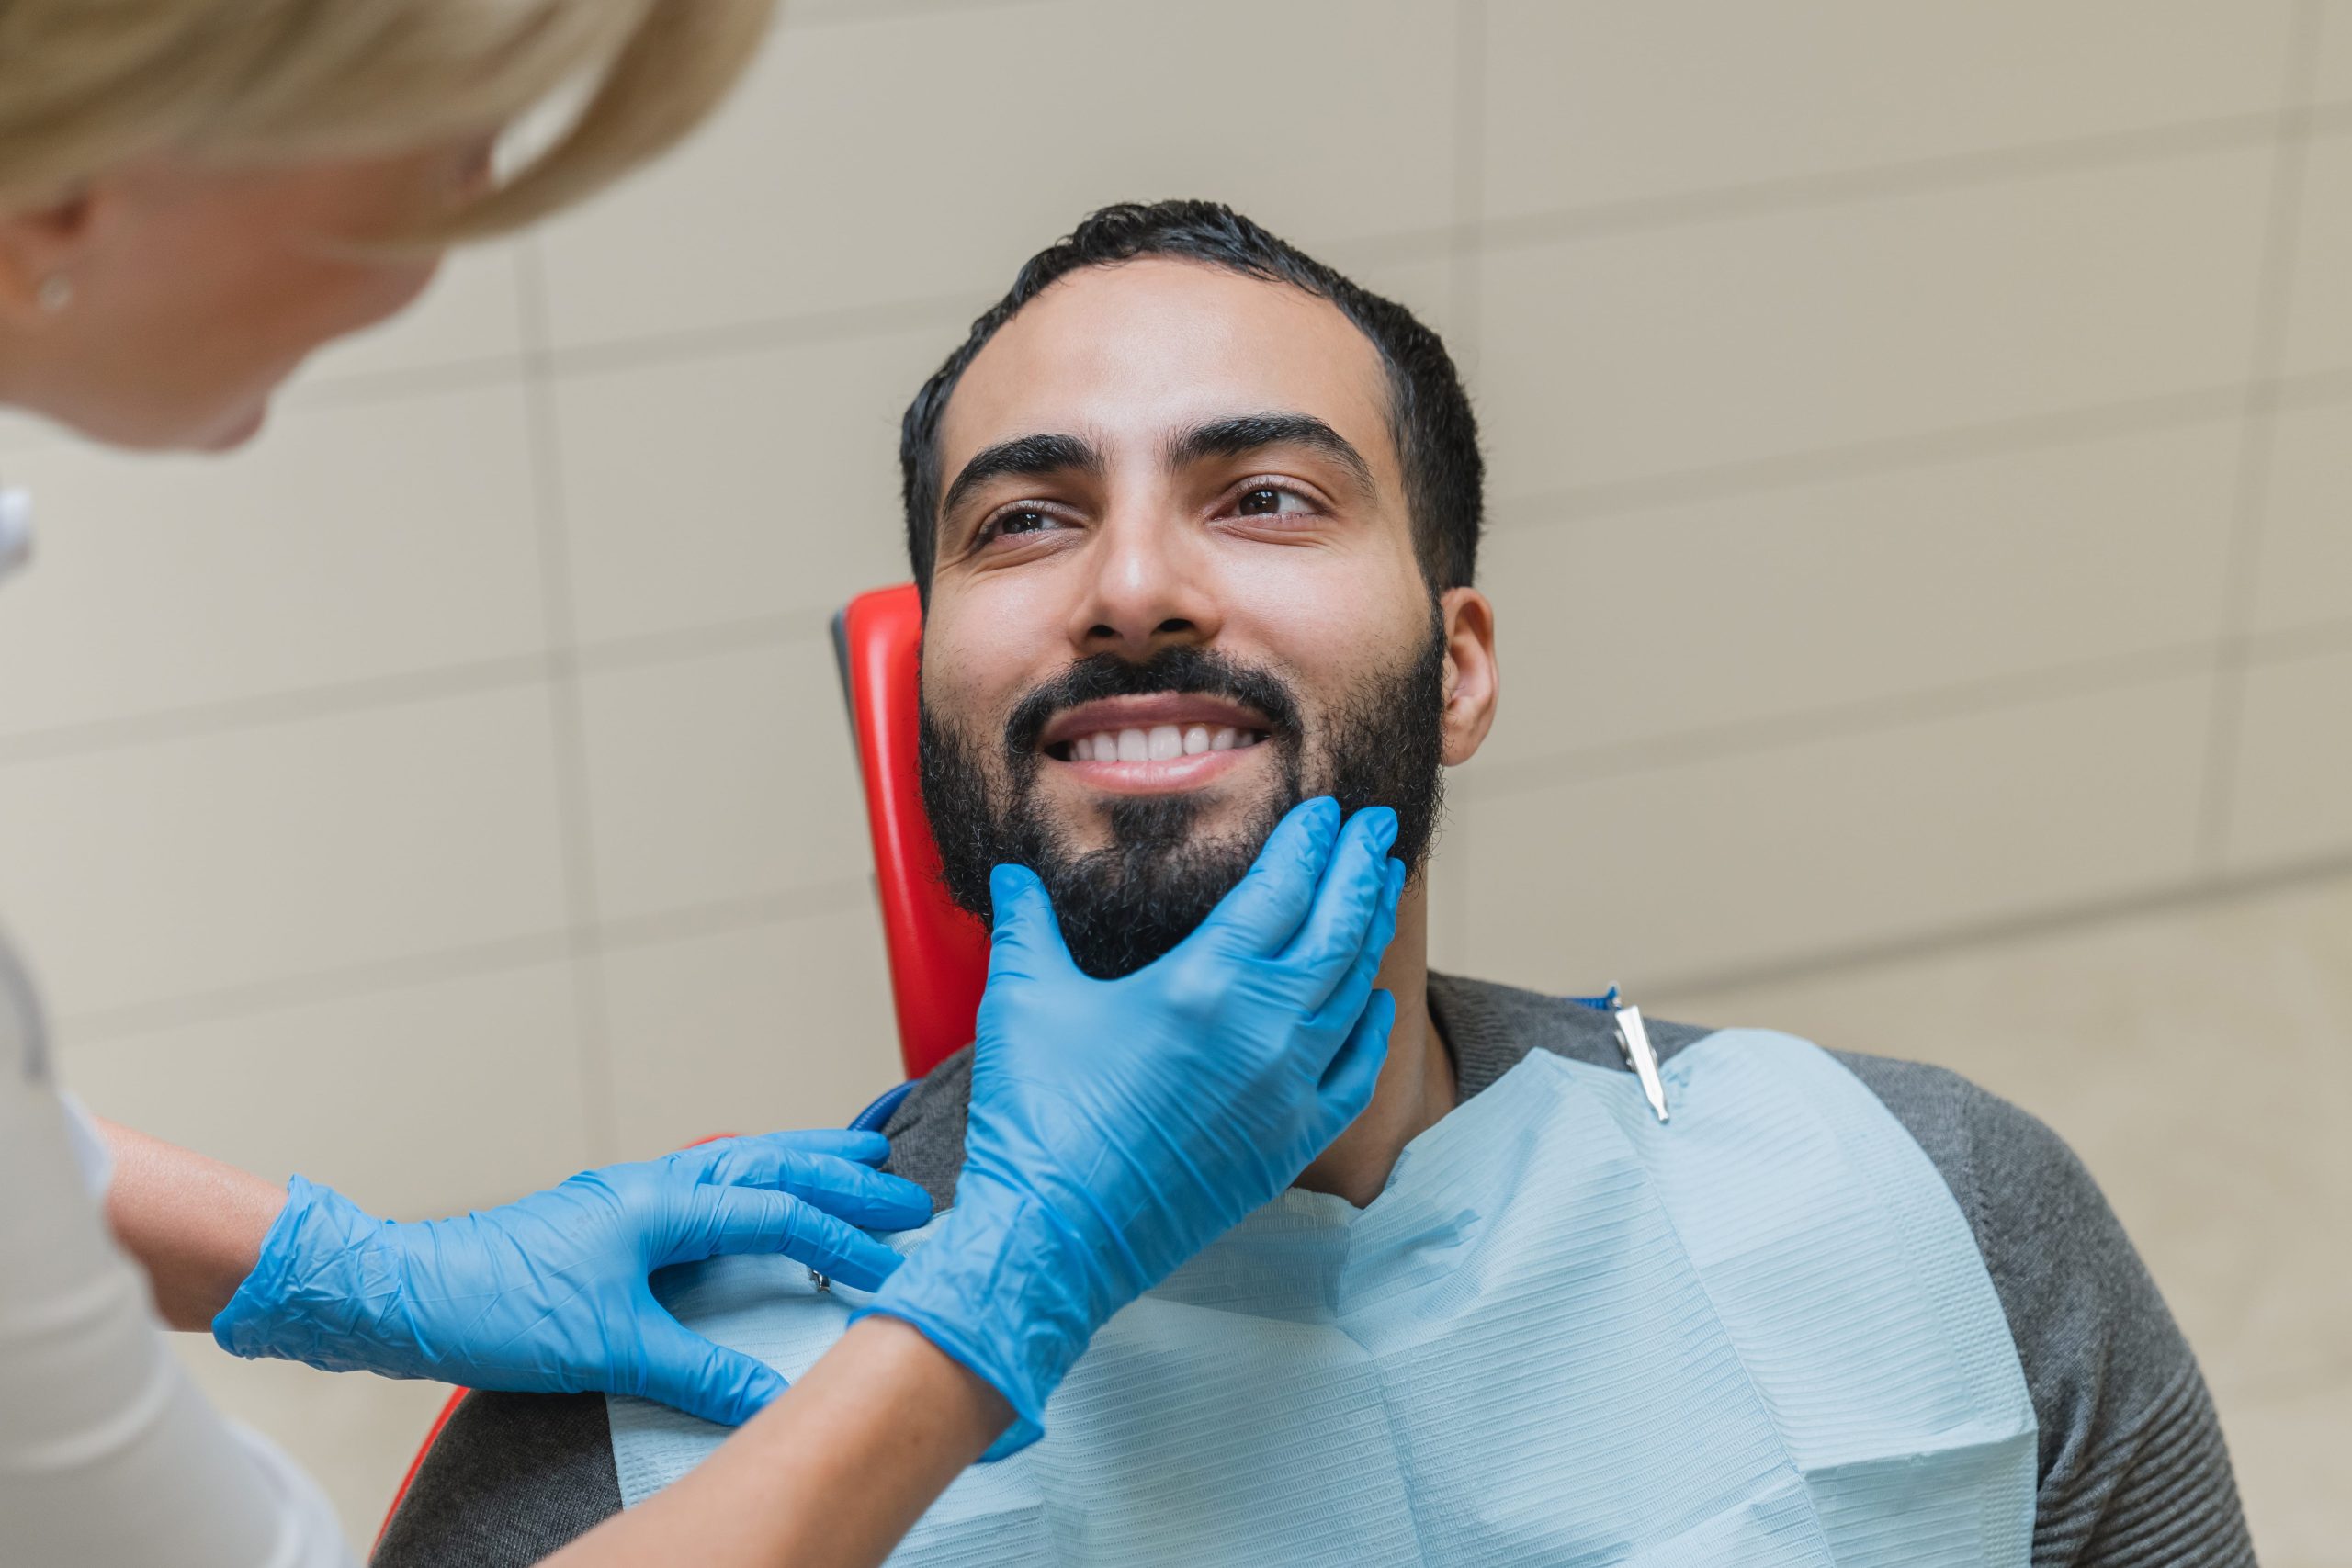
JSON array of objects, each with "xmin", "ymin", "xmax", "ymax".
[
  {"xmin": 1436, "ymin": 586, "xmax": 1498, "ymax": 767},
  {"xmin": 0, "ymin": 183, "xmax": 99, "ymax": 323}
]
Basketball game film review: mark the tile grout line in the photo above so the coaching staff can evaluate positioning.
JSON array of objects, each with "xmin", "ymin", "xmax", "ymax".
[
  {"xmin": 279, "ymin": 353, "xmax": 531, "ymax": 416},
  {"xmin": 544, "ymin": 290, "xmax": 985, "ymax": 383},
  {"xmin": 1648, "ymin": 843, "xmax": 2352, "ymax": 1009},
  {"xmin": 514, "ymin": 238, "xmax": 624, "ymax": 1166},
  {"xmin": 52, "ymin": 931, "xmax": 579, "ymax": 1050},
  {"xmin": 1447, "ymin": 0, "xmax": 1487, "ymax": 352},
  {"xmin": 1454, "ymin": 637, "xmax": 2224, "ymax": 804},
  {"xmin": 0, "ymin": 605, "xmax": 851, "ymax": 770},
  {"xmin": 50, "ymin": 877, "xmax": 877, "ymax": 1053},
  {"xmin": 582, "ymin": 877, "xmax": 876, "ymax": 961},
  {"xmin": 2193, "ymin": 0, "xmax": 2329, "ymax": 875},
  {"xmin": 1439, "ymin": 0, "xmax": 1483, "ymax": 970},
  {"xmin": 0, "ymin": 651, "xmax": 557, "ymax": 768},
  {"xmin": 570, "ymin": 606, "xmax": 835, "ymax": 678},
  {"xmin": 782, "ymin": 0, "xmax": 1044, "ymax": 30},
  {"xmin": 277, "ymin": 294, "xmax": 989, "ymax": 422},
  {"xmin": 2245, "ymin": 614, "xmax": 2352, "ymax": 665},
  {"xmin": 1472, "ymin": 107, "xmax": 2299, "ymax": 256},
  {"xmin": 1486, "ymin": 380, "xmax": 2256, "ymax": 530}
]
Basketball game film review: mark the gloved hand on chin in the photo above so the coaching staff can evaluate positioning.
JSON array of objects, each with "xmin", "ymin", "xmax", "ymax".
[
  {"xmin": 862, "ymin": 795, "xmax": 1406, "ymax": 1455},
  {"xmin": 211, "ymin": 1129, "xmax": 933, "ymax": 1426}
]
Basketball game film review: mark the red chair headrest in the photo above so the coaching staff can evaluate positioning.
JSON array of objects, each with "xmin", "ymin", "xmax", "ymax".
[{"xmin": 834, "ymin": 585, "xmax": 989, "ymax": 1079}]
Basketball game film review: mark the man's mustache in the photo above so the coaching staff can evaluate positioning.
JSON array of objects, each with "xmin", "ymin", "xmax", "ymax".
[{"xmin": 1001, "ymin": 647, "xmax": 1306, "ymax": 764}]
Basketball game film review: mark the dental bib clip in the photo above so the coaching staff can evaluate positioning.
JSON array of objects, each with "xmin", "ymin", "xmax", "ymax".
[{"xmin": 1572, "ymin": 986, "xmax": 1669, "ymax": 1124}]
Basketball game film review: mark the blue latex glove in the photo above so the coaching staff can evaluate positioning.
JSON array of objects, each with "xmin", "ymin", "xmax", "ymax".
[
  {"xmin": 213, "ymin": 1129, "xmax": 932, "ymax": 1426},
  {"xmin": 862, "ymin": 797, "xmax": 1405, "ymax": 1453}
]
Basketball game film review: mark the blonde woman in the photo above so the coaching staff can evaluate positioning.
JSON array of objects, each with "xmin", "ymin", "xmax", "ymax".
[{"xmin": 0, "ymin": 6, "xmax": 1403, "ymax": 1565}]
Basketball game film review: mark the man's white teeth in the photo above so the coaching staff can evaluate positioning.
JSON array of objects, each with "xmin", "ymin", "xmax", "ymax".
[{"xmin": 1068, "ymin": 725, "xmax": 1258, "ymax": 761}]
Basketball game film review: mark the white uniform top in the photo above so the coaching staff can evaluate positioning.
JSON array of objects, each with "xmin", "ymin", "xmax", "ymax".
[{"xmin": 0, "ymin": 486, "xmax": 355, "ymax": 1567}]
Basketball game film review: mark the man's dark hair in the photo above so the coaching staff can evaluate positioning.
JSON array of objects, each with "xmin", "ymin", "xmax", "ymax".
[{"xmin": 899, "ymin": 199, "xmax": 1483, "ymax": 599}]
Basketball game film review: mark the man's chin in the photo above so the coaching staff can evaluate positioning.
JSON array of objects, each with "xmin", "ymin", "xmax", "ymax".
[
  {"xmin": 1039, "ymin": 766, "xmax": 1284, "ymax": 852},
  {"xmin": 1029, "ymin": 812, "xmax": 1277, "ymax": 979}
]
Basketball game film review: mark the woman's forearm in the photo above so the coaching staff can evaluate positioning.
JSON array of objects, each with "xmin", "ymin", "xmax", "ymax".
[
  {"xmin": 96, "ymin": 1119, "xmax": 286, "ymax": 1330},
  {"xmin": 546, "ymin": 1316, "xmax": 1010, "ymax": 1568},
  {"xmin": 97, "ymin": 1121, "xmax": 1013, "ymax": 1566}
]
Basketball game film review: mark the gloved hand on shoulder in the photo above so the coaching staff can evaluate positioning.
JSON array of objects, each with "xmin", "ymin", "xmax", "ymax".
[{"xmin": 213, "ymin": 1129, "xmax": 932, "ymax": 1426}]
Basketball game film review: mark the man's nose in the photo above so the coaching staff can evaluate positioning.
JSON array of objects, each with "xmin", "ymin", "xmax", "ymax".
[{"xmin": 1068, "ymin": 508, "xmax": 1223, "ymax": 658}]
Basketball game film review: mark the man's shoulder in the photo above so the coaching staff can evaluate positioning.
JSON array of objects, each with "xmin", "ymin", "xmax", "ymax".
[
  {"xmin": 373, "ymin": 1392, "xmax": 618, "ymax": 1566},
  {"xmin": 1448, "ymin": 967, "xmax": 2248, "ymax": 1558},
  {"xmin": 1822, "ymin": 1046, "xmax": 2249, "ymax": 1558},
  {"xmin": 1824, "ymin": 1049, "xmax": 2071, "ymax": 1244},
  {"xmin": 1817, "ymin": 1049, "xmax": 2152, "ymax": 1365},
  {"xmin": 1788, "ymin": 1039, "xmax": 2165, "ymax": 1370}
]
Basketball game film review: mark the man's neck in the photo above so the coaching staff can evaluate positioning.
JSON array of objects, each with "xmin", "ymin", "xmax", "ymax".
[{"xmin": 1293, "ymin": 885, "xmax": 1452, "ymax": 1207}]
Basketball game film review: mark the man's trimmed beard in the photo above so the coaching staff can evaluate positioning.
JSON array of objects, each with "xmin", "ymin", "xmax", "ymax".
[{"xmin": 919, "ymin": 607, "xmax": 1447, "ymax": 978}]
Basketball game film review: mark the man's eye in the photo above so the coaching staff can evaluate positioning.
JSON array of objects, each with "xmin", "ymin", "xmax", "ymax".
[
  {"xmin": 1236, "ymin": 486, "xmax": 1313, "ymax": 517},
  {"xmin": 980, "ymin": 508, "xmax": 1060, "ymax": 545}
]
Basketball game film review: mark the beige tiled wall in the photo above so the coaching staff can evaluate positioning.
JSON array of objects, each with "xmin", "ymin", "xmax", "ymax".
[{"xmin": 3, "ymin": 0, "xmax": 2346, "ymax": 1552}]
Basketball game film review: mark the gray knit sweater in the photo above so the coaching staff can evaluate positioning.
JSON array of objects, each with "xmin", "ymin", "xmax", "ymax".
[{"xmin": 375, "ymin": 973, "xmax": 2256, "ymax": 1567}]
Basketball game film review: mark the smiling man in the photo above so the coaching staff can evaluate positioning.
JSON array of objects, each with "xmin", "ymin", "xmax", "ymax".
[
  {"xmin": 899, "ymin": 229, "xmax": 1478, "ymax": 1211},
  {"xmin": 377, "ymin": 203, "xmax": 2253, "ymax": 1568}
]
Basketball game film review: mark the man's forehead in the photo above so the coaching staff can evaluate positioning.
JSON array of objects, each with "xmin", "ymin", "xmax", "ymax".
[{"xmin": 939, "ymin": 257, "xmax": 1396, "ymax": 481}]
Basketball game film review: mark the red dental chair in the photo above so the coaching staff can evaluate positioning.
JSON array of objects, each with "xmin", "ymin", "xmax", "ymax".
[
  {"xmin": 378, "ymin": 583, "xmax": 983, "ymax": 1544},
  {"xmin": 832, "ymin": 582, "xmax": 991, "ymax": 1083}
]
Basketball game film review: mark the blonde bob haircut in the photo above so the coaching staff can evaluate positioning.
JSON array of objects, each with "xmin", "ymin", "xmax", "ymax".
[{"xmin": 0, "ymin": 0, "xmax": 778, "ymax": 240}]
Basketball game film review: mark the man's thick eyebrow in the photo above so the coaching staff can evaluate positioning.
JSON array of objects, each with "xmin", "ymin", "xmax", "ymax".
[
  {"xmin": 1166, "ymin": 412, "xmax": 1376, "ymax": 494},
  {"xmin": 940, "ymin": 432, "xmax": 1105, "ymax": 521}
]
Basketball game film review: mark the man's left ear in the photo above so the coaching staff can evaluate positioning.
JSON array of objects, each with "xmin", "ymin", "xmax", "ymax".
[{"xmin": 1436, "ymin": 586, "xmax": 1498, "ymax": 767}]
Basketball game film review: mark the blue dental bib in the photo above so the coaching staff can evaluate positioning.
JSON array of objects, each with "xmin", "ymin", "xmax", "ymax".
[{"xmin": 611, "ymin": 1032, "xmax": 2036, "ymax": 1565}]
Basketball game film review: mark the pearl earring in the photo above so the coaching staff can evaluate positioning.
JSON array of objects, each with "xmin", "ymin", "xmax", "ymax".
[{"xmin": 36, "ymin": 274, "xmax": 73, "ymax": 313}]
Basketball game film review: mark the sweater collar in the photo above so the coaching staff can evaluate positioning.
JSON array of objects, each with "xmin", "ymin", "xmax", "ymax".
[{"xmin": 1426, "ymin": 970, "xmax": 1535, "ymax": 1102}]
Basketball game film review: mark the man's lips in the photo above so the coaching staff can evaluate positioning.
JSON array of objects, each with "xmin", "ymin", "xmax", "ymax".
[
  {"xmin": 1038, "ymin": 694, "xmax": 1273, "ymax": 761},
  {"xmin": 1052, "ymin": 742, "xmax": 1264, "ymax": 795}
]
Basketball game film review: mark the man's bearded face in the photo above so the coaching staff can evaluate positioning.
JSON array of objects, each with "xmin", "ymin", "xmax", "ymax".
[
  {"xmin": 920, "ymin": 615, "xmax": 1446, "ymax": 977},
  {"xmin": 910, "ymin": 257, "xmax": 1494, "ymax": 978}
]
